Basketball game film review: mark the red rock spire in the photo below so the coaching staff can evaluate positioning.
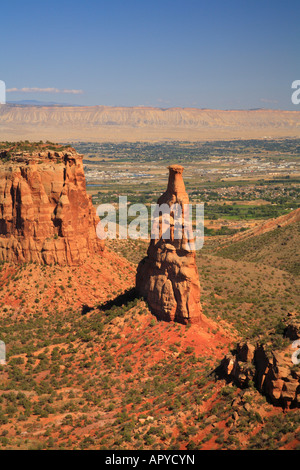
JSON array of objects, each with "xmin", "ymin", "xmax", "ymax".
[{"xmin": 136, "ymin": 165, "xmax": 203, "ymax": 324}]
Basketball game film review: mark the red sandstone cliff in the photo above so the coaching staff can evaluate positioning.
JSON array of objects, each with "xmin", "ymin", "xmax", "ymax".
[{"xmin": 0, "ymin": 145, "xmax": 104, "ymax": 264}]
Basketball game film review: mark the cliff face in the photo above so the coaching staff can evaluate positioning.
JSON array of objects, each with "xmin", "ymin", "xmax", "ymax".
[
  {"xmin": 136, "ymin": 165, "xmax": 203, "ymax": 324},
  {"xmin": 1, "ymin": 105, "xmax": 299, "ymax": 142},
  {"xmin": 0, "ymin": 147, "xmax": 104, "ymax": 264}
]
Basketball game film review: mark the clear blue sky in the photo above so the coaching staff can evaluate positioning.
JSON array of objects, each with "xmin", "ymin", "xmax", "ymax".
[{"xmin": 1, "ymin": 0, "xmax": 299, "ymax": 109}]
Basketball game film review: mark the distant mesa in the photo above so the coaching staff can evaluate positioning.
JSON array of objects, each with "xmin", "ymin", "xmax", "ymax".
[
  {"xmin": 0, "ymin": 105, "xmax": 299, "ymax": 142},
  {"xmin": 136, "ymin": 164, "xmax": 203, "ymax": 324},
  {"xmin": 0, "ymin": 142, "xmax": 104, "ymax": 264}
]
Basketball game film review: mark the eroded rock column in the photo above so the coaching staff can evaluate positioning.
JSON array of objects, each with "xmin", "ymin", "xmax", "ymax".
[{"xmin": 136, "ymin": 165, "xmax": 203, "ymax": 324}]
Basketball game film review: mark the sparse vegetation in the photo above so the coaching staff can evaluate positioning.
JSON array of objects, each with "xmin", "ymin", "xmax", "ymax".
[{"xmin": 0, "ymin": 139, "xmax": 299, "ymax": 450}]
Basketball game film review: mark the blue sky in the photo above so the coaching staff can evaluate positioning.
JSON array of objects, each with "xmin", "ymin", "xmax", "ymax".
[{"xmin": 1, "ymin": 0, "xmax": 299, "ymax": 109}]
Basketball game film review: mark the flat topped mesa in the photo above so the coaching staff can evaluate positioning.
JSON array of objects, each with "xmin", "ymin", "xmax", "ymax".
[
  {"xmin": 136, "ymin": 165, "xmax": 203, "ymax": 325},
  {"xmin": 0, "ymin": 143, "xmax": 104, "ymax": 265}
]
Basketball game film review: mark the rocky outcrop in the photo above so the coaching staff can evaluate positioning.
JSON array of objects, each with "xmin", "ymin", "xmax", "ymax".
[
  {"xmin": 0, "ymin": 146, "xmax": 104, "ymax": 264},
  {"xmin": 136, "ymin": 165, "xmax": 203, "ymax": 324},
  {"xmin": 221, "ymin": 341, "xmax": 300, "ymax": 408}
]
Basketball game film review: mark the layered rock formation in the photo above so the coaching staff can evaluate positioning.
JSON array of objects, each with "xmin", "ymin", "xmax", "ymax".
[
  {"xmin": 136, "ymin": 165, "xmax": 203, "ymax": 324},
  {"xmin": 221, "ymin": 340, "xmax": 300, "ymax": 408},
  {"xmin": 0, "ymin": 145, "xmax": 104, "ymax": 264},
  {"xmin": 1, "ymin": 105, "xmax": 300, "ymax": 142}
]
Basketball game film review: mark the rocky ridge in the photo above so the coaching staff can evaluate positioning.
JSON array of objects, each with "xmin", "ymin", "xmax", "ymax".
[
  {"xmin": 230, "ymin": 207, "xmax": 300, "ymax": 244},
  {"xmin": 1, "ymin": 105, "xmax": 299, "ymax": 142}
]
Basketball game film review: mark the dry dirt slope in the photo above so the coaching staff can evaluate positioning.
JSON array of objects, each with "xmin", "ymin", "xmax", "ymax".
[
  {"xmin": 217, "ymin": 208, "xmax": 300, "ymax": 276},
  {"xmin": 0, "ymin": 241, "xmax": 299, "ymax": 449}
]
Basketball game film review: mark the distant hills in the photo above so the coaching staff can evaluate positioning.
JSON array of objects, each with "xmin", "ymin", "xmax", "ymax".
[{"xmin": 0, "ymin": 104, "xmax": 299, "ymax": 142}]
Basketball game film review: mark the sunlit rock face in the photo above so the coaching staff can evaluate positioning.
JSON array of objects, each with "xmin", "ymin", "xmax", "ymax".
[
  {"xmin": 0, "ymin": 147, "xmax": 104, "ymax": 264},
  {"xmin": 136, "ymin": 165, "xmax": 203, "ymax": 324}
]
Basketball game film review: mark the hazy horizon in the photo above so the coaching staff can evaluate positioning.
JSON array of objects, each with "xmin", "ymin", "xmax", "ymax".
[{"xmin": 5, "ymin": 100, "xmax": 300, "ymax": 112}]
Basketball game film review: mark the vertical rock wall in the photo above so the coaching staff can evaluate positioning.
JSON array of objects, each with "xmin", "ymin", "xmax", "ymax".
[{"xmin": 0, "ymin": 148, "xmax": 104, "ymax": 264}]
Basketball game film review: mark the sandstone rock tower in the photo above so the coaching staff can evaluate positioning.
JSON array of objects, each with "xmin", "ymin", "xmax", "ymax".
[
  {"xmin": 0, "ymin": 145, "xmax": 104, "ymax": 264},
  {"xmin": 136, "ymin": 165, "xmax": 203, "ymax": 324}
]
